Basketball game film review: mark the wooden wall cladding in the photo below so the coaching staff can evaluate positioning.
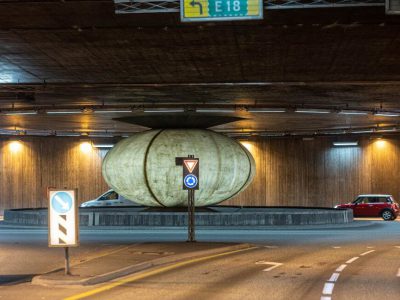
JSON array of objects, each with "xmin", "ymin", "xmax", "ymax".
[
  {"xmin": 1, "ymin": 136, "xmax": 400, "ymax": 210},
  {"xmin": 227, "ymin": 137, "xmax": 400, "ymax": 207},
  {"xmin": 0, "ymin": 137, "xmax": 109, "ymax": 210}
]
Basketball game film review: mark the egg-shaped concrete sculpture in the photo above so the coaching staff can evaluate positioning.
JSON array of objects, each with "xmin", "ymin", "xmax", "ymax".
[{"xmin": 102, "ymin": 129, "xmax": 255, "ymax": 207}]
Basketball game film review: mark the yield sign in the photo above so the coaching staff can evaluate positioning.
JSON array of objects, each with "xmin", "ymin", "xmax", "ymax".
[{"xmin": 184, "ymin": 160, "xmax": 198, "ymax": 173}]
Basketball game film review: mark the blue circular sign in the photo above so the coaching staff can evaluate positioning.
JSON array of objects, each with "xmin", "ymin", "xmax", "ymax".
[
  {"xmin": 184, "ymin": 174, "xmax": 198, "ymax": 189},
  {"xmin": 51, "ymin": 192, "xmax": 73, "ymax": 214}
]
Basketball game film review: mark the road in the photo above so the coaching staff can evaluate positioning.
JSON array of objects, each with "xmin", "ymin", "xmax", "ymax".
[{"xmin": 0, "ymin": 219, "xmax": 399, "ymax": 300}]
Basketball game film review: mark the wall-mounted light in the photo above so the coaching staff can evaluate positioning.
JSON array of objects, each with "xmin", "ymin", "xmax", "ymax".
[
  {"xmin": 295, "ymin": 108, "xmax": 331, "ymax": 114},
  {"xmin": 9, "ymin": 140, "xmax": 23, "ymax": 152},
  {"xmin": 333, "ymin": 141, "xmax": 358, "ymax": 147},
  {"xmin": 79, "ymin": 141, "xmax": 92, "ymax": 153}
]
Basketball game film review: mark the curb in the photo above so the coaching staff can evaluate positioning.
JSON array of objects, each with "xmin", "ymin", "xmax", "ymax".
[{"xmin": 31, "ymin": 243, "xmax": 254, "ymax": 287}]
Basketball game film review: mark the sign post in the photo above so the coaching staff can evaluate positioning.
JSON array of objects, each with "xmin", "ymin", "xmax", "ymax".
[
  {"xmin": 48, "ymin": 189, "xmax": 79, "ymax": 275},
  {"xmin": 176, "ymin": 155, "xmax": 199, "ymax": 242}
]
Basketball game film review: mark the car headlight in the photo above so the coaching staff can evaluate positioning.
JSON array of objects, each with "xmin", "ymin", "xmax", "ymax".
[{"xmin": 334, "ymin": 205, "xmax": 339, "ymax": 209}]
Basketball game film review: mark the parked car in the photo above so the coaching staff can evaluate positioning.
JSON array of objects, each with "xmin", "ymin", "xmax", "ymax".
[
  {"xmin": 335, "ymin": 194, "xmax": 399, "ymax": 221},
  {"xmin": 80, "ymin": 189, "xmax": 138, "ymax": 207}
]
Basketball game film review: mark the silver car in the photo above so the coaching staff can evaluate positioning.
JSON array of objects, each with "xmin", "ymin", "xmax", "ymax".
[{"xmin": 80, "ymin": 189, "xmax": 138, "ymax": 207}]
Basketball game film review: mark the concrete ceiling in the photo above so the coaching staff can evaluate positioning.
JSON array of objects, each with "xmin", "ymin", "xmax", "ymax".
[{"xmin": 0, "ymin": 1, "xmax": 400, "ymax": 136}]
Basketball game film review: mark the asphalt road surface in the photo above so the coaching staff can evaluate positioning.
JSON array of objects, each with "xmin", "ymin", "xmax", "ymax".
[{"xmin": 0, "ymin": 219, "xmax": 399, "ymax": 300}]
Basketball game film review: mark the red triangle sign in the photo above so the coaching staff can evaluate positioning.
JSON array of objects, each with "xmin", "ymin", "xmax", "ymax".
[{"xmin": 184, "ymin": 160, "xmax": 198, "ymax": 173}]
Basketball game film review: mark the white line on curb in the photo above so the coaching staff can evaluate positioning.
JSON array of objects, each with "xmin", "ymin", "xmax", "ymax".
[
  {"xmin": 360, "ymin": 250, "xmax": 375, "ymax": 256},
  {"xmin": 322, "ymin": 282, "xmax": 335, "ymax": 295},
  {"xmin": 346, "ymin": 257, "xmax": 359, "ymax": 264},
  {"xmin": 336, "ymin": 264, "xmax": 347, "ymax": 272}
]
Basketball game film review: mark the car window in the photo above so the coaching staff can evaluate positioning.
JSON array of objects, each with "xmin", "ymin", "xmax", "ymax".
[
  {"xmin": 354, "ymin": 197, "xmax": 367, "ymax": 204},
  {"xmin": 98, "ymin": 191, "xmax": 119, "ymax": 201}
]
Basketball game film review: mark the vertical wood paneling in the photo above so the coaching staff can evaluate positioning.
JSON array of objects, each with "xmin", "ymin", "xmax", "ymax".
[{"xmin": 2, "ymin": 136, "xmax": 400, "ymax": 210}]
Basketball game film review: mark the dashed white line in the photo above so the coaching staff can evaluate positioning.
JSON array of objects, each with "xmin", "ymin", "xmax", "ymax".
[
  {"xmin": 360, "ymin": 250, "xmax": 375, "ymax": 256},
  {"xmin": 332, "ymin": 246, "xmax": 341, "ymax": 249},
  {"xmin": 320, "ymin": 297, "xmax": 331, "ymax": 300},
  {"xmin": 328, "ymin": 272, "xmax": 340, "ymax": 282},
  {"xmin": 346, "ymin": 257, "xmax": 359, "ymax": 264},
  {"xmin": 397, "ymin": 268, "xmax": 400, "ymax": 277},
  {"xmin": 322, "ymin": 282, "xmax": 335, "ymax": 295},
  {"xmin": 336, "ymin": 264, "xmax": 347, "ymax": 272}
]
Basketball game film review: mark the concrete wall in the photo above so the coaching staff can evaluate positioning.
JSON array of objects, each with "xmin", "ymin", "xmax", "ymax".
[{"xmin": 0, "ymin": 135, "xmax": 399, "ymax": 210}]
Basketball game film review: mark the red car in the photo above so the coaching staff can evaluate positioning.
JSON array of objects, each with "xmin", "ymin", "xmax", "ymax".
[{"xmin": 335, "ymin": 194, "xmax": 400, "ymax": 221}]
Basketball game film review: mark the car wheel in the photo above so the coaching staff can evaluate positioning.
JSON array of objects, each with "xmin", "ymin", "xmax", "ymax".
[{"xmin": 381, "ymin": 210, "xmax": 394, "ymax": 221}]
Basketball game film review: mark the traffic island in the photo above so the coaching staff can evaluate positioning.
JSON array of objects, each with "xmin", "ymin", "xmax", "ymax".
[
  {"xmin": 31, "ymin": 242, "xmax": 253, "ymax": 286},
  {"xmin": 4, "ymin": 206, "xmax": 353, "ymax": 227}
]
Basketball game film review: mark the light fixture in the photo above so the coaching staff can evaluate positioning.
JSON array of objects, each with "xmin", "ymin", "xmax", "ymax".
[
  {"xmin": 144, "ymin": 108, "xmax": 185, "ymax": 113},
  {"xmin": 46, "ymin": 109, "xmax": 83, "ymax": 115},
  {"xmin": 374, "ymin": 111, "xmax": 400, "ymax": 117},
  {"xmin": 350, "ymin": 128, "xmax": 374, "ymax": 134},
  {"xmin": 295, "ymin": 108, "xmax": 331, "ymax": 114},
  {"xmin": 333, "ymin": 141, "xmax": 358, "ymax": 147},
  {"xmin": 196, "ymin": 108, "xmax": 236, "ymax": 113},
  {"xmin": 9, "ymin": 140, "xmax": 22, "ymax": 152},
  {"xmin": 247, "ymin": 107, "xmax": 286, "ymax": 113},
  {"xmin": 376, "ymin": 127, "xmax": 397, "ymax": 132},
  {"xmin": 94, "ymin": 108, "xmax": 132, "ymax": 113},
  {"xmin": 4, "ymin": 110, "xmax": 37, "ymax": 115},
  {"xmin": 79, "ymin": 141, "xmax": 92, "ymax": 153},
  {"xmin": 92, "ymin": 143, "xmax": 114, "ymax": 148},
  {"xmin": 338, "ymin": 110, "xmax": 369, "ymax": 115}
]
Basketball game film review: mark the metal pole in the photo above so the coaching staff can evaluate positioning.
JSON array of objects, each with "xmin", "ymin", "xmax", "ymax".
[
  {"xmin": 187, "ymin": 155, "xmax": 196, "ymax": 242},
  {"xmin": 65, "ymin": 247, "xmax": 71, "ymax": 275}
]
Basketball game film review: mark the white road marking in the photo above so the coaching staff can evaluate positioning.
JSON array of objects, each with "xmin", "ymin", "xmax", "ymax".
[
  {"xmin": 255, "ymin": 261, "xmax": 283, "ymax": 272},
  {"xmin": 397, "ymin": 268, "xmax": 400, "ymax": 277},
  {"xmin": 360, "ymin": 250, "xmax": 375, "ymax": 256},
  {"xmin": 395, "ymin": 246, "xmax": 400, "ymax": 249},
  {"xmin": 332, "ymin": 246, "xmax": 341, "ymax": 249},
  {"xmin": 263, "ymin": 245, "xmax": 279, "ymax": 249},
  {"xmin": 367, "ymin": 246, "xmax": 374, "ymax": 249},
  {"xmin": 336, "ymin": 264, "xmax": 347, "ymax": 272},
  {"xmin": 327, "ymin": 273, "xmax": 340, "ymax": 282},
  {"xmin": 322, "ymin": 282, "xmax": 335, "ymax": 295},
  {"xmin": 346, "ymin": 257, "xmax": 359, "ymax": 264},
  {"xmin": 321, "ymin": 297, "xmax": 331, "ymax": 300}
]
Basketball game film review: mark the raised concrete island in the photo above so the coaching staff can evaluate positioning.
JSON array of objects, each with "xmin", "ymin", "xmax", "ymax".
[{"xmin": 4, "ymin": 206, "xmax": 353, "ymax": 227}]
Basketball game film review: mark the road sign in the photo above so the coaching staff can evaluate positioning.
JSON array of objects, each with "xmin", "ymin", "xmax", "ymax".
[
  {"xmin": 181, "ymin": 0, "xmax": 263, "ymax": 22},
  {"xmin": 183, "ymin": 158, "xmax": 199, "ymax": 190},
  {"xmin": 48, "ymin": 189, "xmax": 79, "ymax": 247}
]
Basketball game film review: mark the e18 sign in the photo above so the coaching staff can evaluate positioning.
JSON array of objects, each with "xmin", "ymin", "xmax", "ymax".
[{"xmin": 210, "ymin": 0, "xmax": 247, "ymax": 16}]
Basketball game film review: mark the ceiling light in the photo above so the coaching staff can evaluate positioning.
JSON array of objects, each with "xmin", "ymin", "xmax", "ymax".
[
  {"xmin": 338, "ymin": 110, "xmax": 369, "ymax": 115},
  {"xmin": 196, "ymin": 108, "xmax": 236, "ymax": 113},
  {"xmin": 295, "ymin": 108, "xmax": 331, "ymax": 114},
  {"xmin": 4, "ymin": 110, "xmax": 37, "ymax": 115},
  {"xmin": 56, "ymin": 132, "xmax": 81, "ymax": 137},
  {"xmin": 144, "ymin": 108, "xmax": 185, "ymax": 113},
  {"xmin": 88, "ymin": 133, "xmax": 114, "ymax": 138},
  {"xmin": 94, "ymin": 108, "xmax": 132, "ymax": 113},
  {"xmin": 46, "ymin": 109, "xmax": 82, "ymax": 115},
  {"xmin": 376, "ymin": 127, "xmax": 397, "ymax": 132},
  {"xmin": 247, "ymin": 108, "xmax": 286, "ymax": 113},
  {"xmin": 374, "ymin": 111, "xmax": 400, "ymax": 117},
  {"xmin": 350, "ymin": 128, "xmax": 374, "ymax": 134},
  {"xmin": 92, "ymin": 143, "xmax": 114, "ymax": 148},
  {"xmin": 333, "ymin": 141, "xmax": 358, "ymax": 147}
]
